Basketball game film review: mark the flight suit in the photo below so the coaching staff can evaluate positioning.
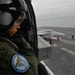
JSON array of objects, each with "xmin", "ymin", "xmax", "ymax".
[{"xmin": 0, "ymin": 36, "xmax": 38, "ymax": 75}]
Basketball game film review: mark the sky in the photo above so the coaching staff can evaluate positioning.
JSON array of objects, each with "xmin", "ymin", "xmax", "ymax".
[{"xmin": 32, "ymin": 0, "xmax": 75, "ymax": 20}]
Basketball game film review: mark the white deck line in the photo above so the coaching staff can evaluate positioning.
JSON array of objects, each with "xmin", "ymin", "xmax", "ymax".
[
  {"xmin": 61, "ymin": 47, "xmax": 75, "ymax": 56},
  {"xmin": 60, "ymin": 39, "xmax": 75, "ymax": 46}
]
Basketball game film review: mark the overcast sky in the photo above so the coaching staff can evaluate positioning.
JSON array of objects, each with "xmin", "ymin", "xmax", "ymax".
[{"xmin": 32, "ymin": 0, "xmax": 75, "ymax": 20}]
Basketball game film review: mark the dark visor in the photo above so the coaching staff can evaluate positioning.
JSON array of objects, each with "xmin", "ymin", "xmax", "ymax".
[{"xmin": 19, "ymin": 11, "xmax": 26, "ymax": 24}]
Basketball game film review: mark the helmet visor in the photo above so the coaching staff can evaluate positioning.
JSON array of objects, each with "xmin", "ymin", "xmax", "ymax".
[{"xmin": 19, "ymin": 11, "xmax": 26, "ymax": 24}]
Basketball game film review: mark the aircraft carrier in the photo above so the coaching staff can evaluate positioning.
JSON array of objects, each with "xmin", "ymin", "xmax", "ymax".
[{"xmin": 38, "ymin": 27, "xmax": 75, "ymax": 75}]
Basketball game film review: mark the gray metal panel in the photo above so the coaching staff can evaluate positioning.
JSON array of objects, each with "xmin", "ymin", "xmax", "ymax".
[
  {"xmin": 38, "ymin": 36, "xmax": 51, "ymax": 49},
  {"xmin": 38, "ymin": 36, "xmax": 52, "ymax": 61}
]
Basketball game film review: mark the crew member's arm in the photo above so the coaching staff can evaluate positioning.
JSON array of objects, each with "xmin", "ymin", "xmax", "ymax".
[
  {"xmin": 0, "ymin": 40, "xmax": 38, "ymax": 75},
  {"xmin": 12, "ymin": 35, "xmax": 38, "ymax": 75},
  {"xmin": 19, "ymin": 39, "xmax": 38, "ymax": 75}
]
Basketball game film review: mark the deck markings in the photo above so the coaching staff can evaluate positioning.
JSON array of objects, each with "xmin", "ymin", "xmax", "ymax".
[
  {"xmin": 60, "ymin": 39, "xmax": 75, "ymax": 46},
  {"xmin": 61, "ymin": 47, "xmax": 75, "ymax": 56}
]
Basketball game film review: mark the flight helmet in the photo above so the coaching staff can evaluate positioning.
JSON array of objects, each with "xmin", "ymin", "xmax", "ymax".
[{"xmin": 0, "ymin": 0, "xmax": 27, "ymax": 30}]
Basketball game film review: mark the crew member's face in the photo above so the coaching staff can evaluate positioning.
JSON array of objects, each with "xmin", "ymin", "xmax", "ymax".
[{"xmin": 7, "ymin": 16, "xmax": 22, "ymax": 37}]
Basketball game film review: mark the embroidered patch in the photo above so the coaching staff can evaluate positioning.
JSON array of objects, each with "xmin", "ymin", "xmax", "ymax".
[{"xmin": 12, "ymin": 54, "xmax": 29, "ymax": 73}]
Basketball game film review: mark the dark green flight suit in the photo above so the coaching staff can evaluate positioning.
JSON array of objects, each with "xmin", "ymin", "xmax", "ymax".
[{"xmin": 0, "ymin": 36, "xmax": 38, "ymax": 75}]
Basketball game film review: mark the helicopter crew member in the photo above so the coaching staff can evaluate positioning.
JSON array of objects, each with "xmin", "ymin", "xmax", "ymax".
[{"xmin": 0, "ymin": 0, "xmax": 38, "ymax": 75}]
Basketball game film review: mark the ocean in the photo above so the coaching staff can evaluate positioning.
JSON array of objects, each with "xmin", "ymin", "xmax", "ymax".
[{"xmin": 36, "ymin": 16, "xmax": 75, "ymax": 28}]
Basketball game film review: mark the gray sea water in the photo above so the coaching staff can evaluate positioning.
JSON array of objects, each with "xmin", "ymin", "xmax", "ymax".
[{"xmin": 36, "ymin": 16, "xmax": 75, "ymax": 28}]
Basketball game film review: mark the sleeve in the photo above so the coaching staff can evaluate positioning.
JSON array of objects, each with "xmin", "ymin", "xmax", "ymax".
[
  {"xmin": 19, "ymin": 42, "xmax": 38, "ymax": 75},
  {"xmin": 0, "ymin": 42, "xmax": 38, "ymax": 75}
]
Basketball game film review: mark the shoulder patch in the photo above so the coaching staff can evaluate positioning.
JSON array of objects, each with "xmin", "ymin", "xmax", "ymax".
[{"xmin": 12, "ymin": 54, "xmax": 29, "ymax": 73}]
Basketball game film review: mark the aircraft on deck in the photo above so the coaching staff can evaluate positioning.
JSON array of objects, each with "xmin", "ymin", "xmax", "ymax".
[{"xmin": 37, "ymin": 27, "xmax": 65, "ymax": 40}]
